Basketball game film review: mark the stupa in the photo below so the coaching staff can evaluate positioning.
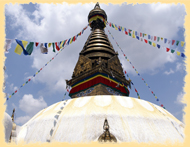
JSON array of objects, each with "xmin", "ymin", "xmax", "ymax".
[{"xmin": 12, "ymin": 3, "xmax": 184, "ymax": 143}]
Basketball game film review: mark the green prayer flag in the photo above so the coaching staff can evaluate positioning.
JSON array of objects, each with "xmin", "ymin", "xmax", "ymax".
[
  {"xmin": 26, "ymin": 42, "xmax": 34, "ymax": 55},
  {"xmin": 52, "ymin": 43, "xmax": 55, "ymax": 52},
  {"xmin": 153, "ymin": 94, "xmax": 155, "ymax": 96},
  {"xmin": 129, "ymin": 33, "xmax": 131, "ymax": 36},
  {"xmin": 112, "ymin": 24, "xmax": 114, "ymax": 28},
  {"xmin": 143, "ymin": 33, "xmax": 145, "ymax": 37},
  {"xmin": 176, "ymin": 41, "xmax": 179, "ymax": 46},
  {"xmin": 148, "ymin": 41, "xmax": 152, "ymax": 45},
  {"xmin": 12, "ymin": 93, "xmax": 14, "ymax": 95},
  {"xmin": 137, "ymin": 93, "xmax": 139, "ymax": 96},
  {"xmin": 163, "ymin": 107, "xmax": 165, "ymax": 109},
  {"xmin": 125, "ymin": 57, "xmax": 127, "ymax": 59},
  {"xmin": 171, "ymin": 49, "xmax": 175, "ymax": 53},
  {"xmin": 157, "ymin": 37, "xmax": 160, "ymax": 42},
  {"xmin": 144, "ymin": 81, "xmax": 146, "ymax": 83},
  {"xmin": 38, "ymin": 70, "xmax": 40, "ymax": 73},
  {"xmin": 26, "ymin": 81, "xmax": 28, "ymax": 84}
]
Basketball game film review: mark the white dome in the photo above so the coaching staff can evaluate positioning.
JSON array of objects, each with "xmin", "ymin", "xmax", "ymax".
[
  {"xmin": 17, "ymin": 95, "xmax": 184, "ymax": 143},
  {"xmin": 4, "ymin": 112, "xmax": 13, "ymax": 142}
]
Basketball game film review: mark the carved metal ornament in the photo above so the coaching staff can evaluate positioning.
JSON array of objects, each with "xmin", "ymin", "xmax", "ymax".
[{"xmin": 98, "ymin": 118, "xmax": 117, "ymax": 143}]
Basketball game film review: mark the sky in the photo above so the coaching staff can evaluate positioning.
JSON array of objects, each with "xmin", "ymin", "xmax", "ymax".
[{"xmin": 4, "ymin": 2, "xmax": 186, "ymax": 126}]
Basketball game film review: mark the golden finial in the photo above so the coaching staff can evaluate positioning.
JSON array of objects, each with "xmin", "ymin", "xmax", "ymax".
[{"xmin": 98, "ymin": 118, "xmax": 117, "ymax": 143}]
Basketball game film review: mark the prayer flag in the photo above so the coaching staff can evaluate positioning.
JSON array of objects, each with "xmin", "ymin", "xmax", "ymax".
[
  {"xmin": 176, "ymin": 41, "xmax": 179, "ymax": 46},
  {"xmin": 135, "ymin": 31, "xmax": 137, "ymax": 36},
  {"xmin": 44, "ymin": 43, "xmax": 48, "ymax": 49},
  {"xmin": 148, "ymin": 41, "xmax": 152, "ymax": 45},
  {"xmin": 181, "ymin": 53, "xmax": 185, "ymax": 58},
  {"xmin": 157, "ymin": 37, "xmax": 160, "ymax": 42},
  {"xmin": 172, "ymin": 40, "xmax": 175, "ymax": 45},
  {"xmin": 152, "ymin": 42, "xmax": 156, "ymax": 47},
  {"xmin": 129, "ymin": 33, "xmax": 131, "ymax": 36},
  {"xmin": 157, "ymin": 99, "xmax": 159, "ymax": 101},
  {"xmin": 4, "ymin": 39, "xmax": 12, "ymax": 53},
  {"xmin": 136, "ymin": 36, "xmax": 139, "ymax": 40},
  {"xmin": 26, "ymin": 42, "xmax": 34, "ymax": 55},
  {"xmin": 161, "ymin": 104, "xmax": 163, "ymax": 107},
  {"xmin": 164, "ymin": 38, "xmax": 167, "ymax": 43},
  {"xmin": 157, "ymin": 44, "xmax": 160, "ymax": 49},
  {"xmin": 40, "ymin": 43, "xmax": 48, "ymax": 54},
  {"xmin": 55, "ymin": 42, "xmax": 60, "ymax": 51},
  {"xmin": 161, "ymin": 37, "xmax": 163, "ymax": 40},
  {"xmin": 140, "ymin": 33, "xmax": 142, "ymax": 37},
  {"xmin": 181, "ymin": 41, "xmax": 185, "ymax": 47},
  {"xmin": 154, "ymin": 36, "xmax": 156, "ymax": 41},
  {"xmin": 148, "ymin": 35, "xmax": 150, "ymax": 39},
  {"xmin": 67, "ymin": 38, "xmax": 71, "ymax": 45},
  {"xmin": 176, "ymin": 51, "xmax": 181, "ymax": 56},
  {"xmin": 132, "ymin": 34, "xmax": 135, "ymax": 38},
  {"xmin": 171, "ymin": 49, "xmax": 175, "ymax": 53},
  {"xmin": 166, "ymin": 48, "xmax": 170, "ymax": 52},
  {"xmin": 144, "ymin": 39, "xmax": 148, "ymax": 43},
  {"xmin": 52, "ymin": 43, "xmax": 55, "ymax": 52},
  {"xmin": 15, "ymin": 39, "xmax": 28, "ymax": 55},
  {"xmin": 48, "ymin": 43, "xmax": 52, "ymax": 47},
  {"xmin": 125, "ymin": 31, "xmax": 128, "ymax": 35},
  {"xmin": 35, "ymin": 42, "xmax": 39, "ymax": 47}
]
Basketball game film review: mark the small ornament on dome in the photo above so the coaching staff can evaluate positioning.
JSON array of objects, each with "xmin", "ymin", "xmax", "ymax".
[{"xmin": 94, "ymin": 2, "xmax": 100, "ymax": 9}]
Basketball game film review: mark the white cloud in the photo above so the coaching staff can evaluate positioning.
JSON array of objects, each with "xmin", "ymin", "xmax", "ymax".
[
  {"xmin": 19, "ymin": 94, "xmax": 47, "ymax": 116},
  {"xmin": 15, "ymin": 115, "xmax": 31, "ymax": 124},
  {"xmin": 176, "ymin": 62, "xmax": 185, "ymax": 72},
  {"xmin": 5, "ymin": 3, "xmax": 186, "ymax": 93},
  {"xmin": 164, "ymin": 68, "xmax": 174, "ymax": 75},
  {"xmin": 175, "ymin": 91, "xmax": 185, "ymax": 104}
]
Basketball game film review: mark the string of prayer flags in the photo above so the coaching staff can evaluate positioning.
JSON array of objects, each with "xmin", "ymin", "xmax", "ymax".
[
  {"xmin": 124, "ymin": 71, "xmax": 140, "ymax": 99},
  {"xmin": 107, "ymin": 21, "xmax": 185, "ymax": 48},
  {"xmin": 106, "ymin": 27, "xmax": 166, "ymax": 109},
  {"xmin": 7, "ymin": 24, "xmax": 89, "ymax": 101}
]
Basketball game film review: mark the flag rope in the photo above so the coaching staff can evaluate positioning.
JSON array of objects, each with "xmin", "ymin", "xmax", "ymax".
[
  {"xmin": 106, "ymin": 27, "xmax": 166, "ymax": 109},
  {"xmin": 6, "ymin": 25, "xmax": 89, "ymax": 101}
]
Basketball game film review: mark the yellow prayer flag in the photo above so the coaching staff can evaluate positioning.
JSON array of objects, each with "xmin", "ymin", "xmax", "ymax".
[
  {"xmin": 127, "ymin": 59, "xmax": 129, "ymax": 61},
  {"xmin": 59, "ymin": 41, "xmax": 63, "ymax": 48},
  {"xmin": 144, "ymin": 34, "xmax": 147, "ymax": 36},
  {"xmin": 161, "ymin": 37, "xmax": 163, "ymax": 40},
  {"xmin": 115, "ymin": 26, "xmax": 118, "ymax": 30},
  {"xmin": 136, "ymin": 71, "xmax": 138, "ymax": 74},
  {"xmin": 122, "ymin": 27, "xmax": 124, "ymax": 31},
  {"xmin": 133, "ymin": 31, "xmax": 135, "ymax": 34},
  {"xmin": 176, "ymin": 51, "xmax": 181, "ymax": 56},
  {"xmin": 70, "ymin": 39, "xmax": 73, "ymax": 44},
  {"xmin": 146, "ymin": 83, "xmax": 148, "ymax": 86},
  {"xmin": 9, "ymin": 95, "xmax": 11, "ymax": 98},
  {"xmin": 132, "ymin": 34, "xmax": 135, "ymax": 38},
  {"xmin": 181, "ymin": 41, "xmax": 185, "ymax": 47},
  {"xmin": 14, "ymin": 40, "xmax": 28, "ymax": 55},
  {"xmin": 152, "ymin": 42, "xmax": 156, "ymax": 47},
  {"xmin": 48, "ymin": 43, "xmax": 52, "ymax": 47},
  {"xmin": 23, "ymin": 83, "xmax": 25, "ymax": 86},
  {"xmin": 129, "ymin": 78, "xmax": 131, "ymax": 81},
  {"xmin": 155, "ymin": 96, "xmax": 157, "ymax": 99}
]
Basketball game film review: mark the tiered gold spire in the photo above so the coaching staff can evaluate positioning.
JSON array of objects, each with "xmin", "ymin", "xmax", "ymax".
[{"xmin": 67, "ymin": 3, "xmax": 131, "ymax": 98}]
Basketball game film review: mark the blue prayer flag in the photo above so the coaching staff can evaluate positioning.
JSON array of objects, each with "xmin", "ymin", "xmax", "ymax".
[
  {"xmin": 135, "ymin": 31, "xmax": 137, "ymax": 36},
  {"xmin": 157, "ymin": 44, "xmax": 160, "ymax": 49},
  {"xmin": 164, "ymin": 38, "xmax": 167, "ymax": 43},
  {"xmin": 157, "ymin": 99, "xmax": 159, "ymax": 101},
  {"xmin": 181, "ymin": 53, "xmax": 185, "ymax": 58},
  {"xmin": 136, "ymin": 36, "xmax": 139, "ymax": 40},
  {"xmin": 148, "ymin": 35, "xmax": 150, "ymax": 39},
  {"xmin": 44, "ymin": 43, "xmax": 47, "ymax": 49}
]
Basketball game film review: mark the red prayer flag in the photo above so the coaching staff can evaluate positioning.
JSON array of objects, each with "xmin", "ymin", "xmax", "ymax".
[
  {"xmin": 124, "ymin": 54, "xmax": 126, "ymax": 56},
  {"xmin": 142, "ymin": 78, "xmax": 144, "ymax": 80},
  {"xmin": 125, "ymin": 71, "xmax": 126, "ymax": 74},
  {"xmin": 140, "ymin": 33, "xmax": 142, "ymax": 37},
  {"xmin": 161, "ymin": 104, "xmax": 163, "ymax": 107},
  {"xmin": 55, "ymin": 42, "xmax": 60, "ymax": 51},
  {"xmin": 35, "ymin": 42, "xmax": 39, "ymax": 47},
  {"xmin": 144, "ymin": 39, "xmax": 148, "ymax": 43},
  {"xmin": 172, "ymin": 40, "xmax": 175, "ymax": 45},
  {"xmin": 67, "ymin": 89, "xmax": 69, "ymax": 92},
  {"xmin": 28, "ymin": 79, "xmax": 31, "ymax": 81},
  {"xmin": 154, "ymin": 36, "xmax": 156, "ymax": 41},
  {"xmin": 125, "ymin": 31, "xmax": 128, "ymax": 35},
  {"xmin": 109, "ymin": 23, "xmax": 111, "ymax": 27},
  {"xmin": 166, "ymin": 48, "xmax": 170, "ymax": 52},
  {"xmin": 132, "ymin": 66, "xmax": 134, "ymax": 68},
  {"xmin": 135, "ymin": 89, "xmax": 137, "ymax": 92},
  {"xmin": 52, "ymin": 57, "xmax": 54, "ymax": 60},
  {"xmin": 151, "ymin": 91, "xmax": 153, "ymax": 94},
  {"xmin": 15, "ymin": 90, "xmax": 17, "ymax": 93},
  {"xmin": 40, "ymin": 68, "xmax": 42, "ymax": 70}
]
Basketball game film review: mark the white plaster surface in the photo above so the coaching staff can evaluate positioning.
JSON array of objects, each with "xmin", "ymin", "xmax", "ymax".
[
  {"xmin": 4, "ymin": 112, "xmax": 13, "ymax": 142},
  {"xmin": 16, "ymin": 96, "xmax": 184, "ymax": 144}
]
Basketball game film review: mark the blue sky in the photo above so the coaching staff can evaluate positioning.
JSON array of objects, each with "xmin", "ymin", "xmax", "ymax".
[{"xmin": 4, "ymin": 2, "xmax": 186, "ymax": 125}]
